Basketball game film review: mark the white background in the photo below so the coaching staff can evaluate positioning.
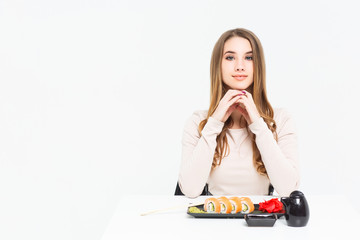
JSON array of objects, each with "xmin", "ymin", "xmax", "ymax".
[{"xmin": 0, "ymin": 0, "xmax": 359, "ymax": 239}]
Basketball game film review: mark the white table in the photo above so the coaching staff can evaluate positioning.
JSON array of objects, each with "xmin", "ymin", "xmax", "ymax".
[{"xmin": 101, "ymin": 194, "xmax": 359, "ymax": 240}]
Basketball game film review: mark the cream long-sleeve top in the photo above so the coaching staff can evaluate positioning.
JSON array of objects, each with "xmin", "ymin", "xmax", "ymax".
[{"xmin": 178, "ymin": 108, "xmax": 300, "ymax": 198}]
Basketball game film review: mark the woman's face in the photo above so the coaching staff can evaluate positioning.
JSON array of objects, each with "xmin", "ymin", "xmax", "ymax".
[{"xmin": 221, "ymin": 37, "xmax": 254, "ymax": 90}]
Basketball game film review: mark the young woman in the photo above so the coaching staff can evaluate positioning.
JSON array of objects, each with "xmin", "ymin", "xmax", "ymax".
[{"xmin": 178, "ymin": 28, "xmax": 299, "ymax": 198}]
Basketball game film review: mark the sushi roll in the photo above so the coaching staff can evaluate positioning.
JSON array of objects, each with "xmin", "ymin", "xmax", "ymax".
[
  {"xmin": 239, "ymin": 197, "xmax": 255, "ymax": 213},
  {"xmin": 218, "ymin": 196, "xmax": 232, "ymax": 214},
  {"xmin": 204, "ymin": 197, "xmax": 221, "ymax": 213},
  {"xmin": 229, "ymin": 196, "xmax": 242, "ymax": 214}
]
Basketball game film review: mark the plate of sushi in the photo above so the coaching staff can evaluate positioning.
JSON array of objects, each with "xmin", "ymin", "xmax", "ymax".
[{"xmin": 187, "ymin": 196, "xmax": 285, "ymax": 219}]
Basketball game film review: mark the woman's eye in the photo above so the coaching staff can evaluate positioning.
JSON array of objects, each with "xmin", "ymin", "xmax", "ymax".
[
  {"xmin": 245, "ymin": 56, "xmax": 253, "ymax": 60},
  {"xmin": 225, "ymin": 56, "xmax": 235, "ymax": 60}
]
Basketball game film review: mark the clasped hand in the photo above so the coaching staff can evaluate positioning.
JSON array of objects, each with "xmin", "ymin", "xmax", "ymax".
[{"xmin": 211, "ymin": 89, "xmax": 261, "ymax": 124}]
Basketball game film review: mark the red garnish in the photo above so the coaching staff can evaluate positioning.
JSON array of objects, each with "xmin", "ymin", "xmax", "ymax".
[{"xmin": 259, "ymin": 198, "xmax": 284, "ymax": 213}]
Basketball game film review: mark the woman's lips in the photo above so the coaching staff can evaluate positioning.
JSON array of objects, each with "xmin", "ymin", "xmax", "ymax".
[{"xmin": 232, "ymin": 75, "xmax": 248, "ymax": 81}]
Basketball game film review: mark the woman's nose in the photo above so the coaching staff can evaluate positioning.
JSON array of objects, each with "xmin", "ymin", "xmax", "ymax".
[{"xmin": 235, "ymin": 60, "xmax": 245, "ymax": 71}]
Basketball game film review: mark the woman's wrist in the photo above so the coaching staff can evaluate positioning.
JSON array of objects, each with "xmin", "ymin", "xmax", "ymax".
[
  {"xmin": 249, "ymin": 113, "xmax": 261, "ymax": 124},
  {"xmin": 248, "ymin": 117, "xmax": 267, "ymax": 134},
  {"xmin": 201, "ymin": 116, "xmax": 225, "ymax": 136},
  {"xmin": 208, "ymin": 116, "xmax": 225, "ymax": 127}
]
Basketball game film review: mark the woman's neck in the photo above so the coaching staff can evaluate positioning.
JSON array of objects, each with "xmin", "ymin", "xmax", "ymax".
[{"xmin": 229, "ymin": 111, "xmax": 247, "ymax": 129}]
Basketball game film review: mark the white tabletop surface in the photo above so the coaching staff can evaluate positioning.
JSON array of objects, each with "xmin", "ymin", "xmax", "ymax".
[{"xmin": 101, "ymin": 194, "xmax": 359, "ymax": 240}]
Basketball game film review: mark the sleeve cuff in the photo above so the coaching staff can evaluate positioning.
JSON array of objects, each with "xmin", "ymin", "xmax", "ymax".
[
  {"xmin": 201, "ymin": 116, "xmax": 224, "ymax": 136},
  {"xmin": 248, "ymin": 117, "xmax": 268, "ymax": 135}
]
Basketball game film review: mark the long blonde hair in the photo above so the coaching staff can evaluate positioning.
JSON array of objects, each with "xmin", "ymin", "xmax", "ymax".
[{"xmin": 199, "ymin": 28, "xmax": 277, "ymax": 175}]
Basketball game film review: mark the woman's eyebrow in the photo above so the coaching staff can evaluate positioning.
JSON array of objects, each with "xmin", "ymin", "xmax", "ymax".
[
  {"xmin": 223, "ymin": 51, "xmax": 236, "ymax": 55},
  {"xmin": 223, "ymin": 50, "xmax": 253, "ymax": 55}
]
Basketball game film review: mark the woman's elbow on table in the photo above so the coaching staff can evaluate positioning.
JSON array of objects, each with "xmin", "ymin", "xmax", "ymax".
[
  {"xmin": 276, "ymin": 178, "xmax": 300, "ymax": 197},
  {"xmin": 178, "ymin": 181, "xmax": 203, "ymax": 198}
]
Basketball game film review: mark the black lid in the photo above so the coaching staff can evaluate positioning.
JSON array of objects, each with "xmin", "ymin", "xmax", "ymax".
[{"xmin": 290, "ymin": 190, "xmax": 304, "ymax": 198}]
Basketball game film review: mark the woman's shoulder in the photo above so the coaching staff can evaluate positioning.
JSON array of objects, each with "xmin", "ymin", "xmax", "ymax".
[
  {"xmin": 192, "ymin": 110, "xmax": 208, "ymax": 119},
  {"xmin": 273, "ymin": 107, "xmax": 293, "ymax": 120},
  {"xmin": 186, "ymin": 110, "xmax": 208, "ymax": 124},
  {"xmin": 273, "ymin": 107, "xmax": 297, "ymax": 132},
  {"xmin": 183, "ymin": 110, "xmax": 208, "ymax": 133}
]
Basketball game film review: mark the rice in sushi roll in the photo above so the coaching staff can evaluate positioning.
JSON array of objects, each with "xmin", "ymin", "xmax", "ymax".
[
  {"xmin": 229, "ymin": 196, "xmax": 242, "ymax": 214},
  {"xmin": 239, "ymin": 197, "xmax": 254, "ymax": 213},
  {"xmin": 218, "ymin": 196, "xmax": 232, "ymax": 214},
  {"xmin": 204, "ymin": 197, "xmax": 221, "ymax": 213}
]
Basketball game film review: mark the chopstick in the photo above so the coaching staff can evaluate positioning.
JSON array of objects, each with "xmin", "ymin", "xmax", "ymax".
[{"xmin": 140, "ymin": 202, "xmax": 202, "ymax": 216}]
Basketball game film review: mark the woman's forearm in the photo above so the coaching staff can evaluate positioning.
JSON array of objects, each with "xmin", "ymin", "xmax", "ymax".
[
  {"xmin": 249, "ymin": 116, "xmax": 300, "ymax": 197},
  {"xmin": 179, "ymin": 116, "xmax": 224, "ymax": 198}
]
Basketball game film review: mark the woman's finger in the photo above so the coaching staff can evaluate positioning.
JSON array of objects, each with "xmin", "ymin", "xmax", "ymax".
[
  {"xmin": 235, "ymin": 105, "xmax": 250, "ymax": 121},
  {"xmin": 236, "ymin": 105, "xmax": 248, "ymax": 115},
  {"xmin": 223, "ymin": 89, "xmax": 245, "ymax": 102},
  {"xmin": 227, "ymin": 95, "xmax": 243, "ymax": 107},
  {"xmin": 236, "ymin": 97, "xmax": 248, "ymax": 108},
  {"xmin": 240, "ymin": 90, "xmax": 252, "ymax": 99}
]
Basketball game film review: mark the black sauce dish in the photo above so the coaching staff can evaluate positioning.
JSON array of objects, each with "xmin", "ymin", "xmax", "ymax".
[{"xmin": 244, "ymin": 213, "xmax": 278, "ymax": 227}]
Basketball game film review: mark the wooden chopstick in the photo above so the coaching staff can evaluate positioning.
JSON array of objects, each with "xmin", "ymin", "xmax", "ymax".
[{"xmin": 140, "ymin": 202, "xmax": 202, "ymax": 216}]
